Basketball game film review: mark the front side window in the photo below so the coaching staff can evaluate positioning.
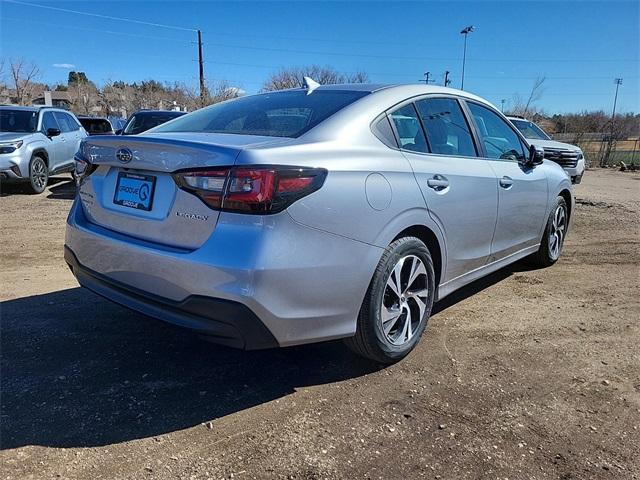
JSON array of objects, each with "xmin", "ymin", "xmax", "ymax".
[
  {"xmin": 468, "ymin": 103, "xmax": 526, "ymax": 161},
  {"xmin": 151, "ymin": 90, "xmax": 369, "ymax": 138},
  {"xmin": 41, "ymin": 112, "xmax": 59, "ymax": 132},
  {"xmin": 415, "ymin": 98, "xmax": 476, "ymax": 157},
  {"xmin": 389, "ymin": 104, "xmax": 428, "ymax": 153}
]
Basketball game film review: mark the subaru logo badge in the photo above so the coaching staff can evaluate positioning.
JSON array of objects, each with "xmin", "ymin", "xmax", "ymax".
[{"xmin": 116, "ymin": 147, "xmax": 133, "ymax": 163}]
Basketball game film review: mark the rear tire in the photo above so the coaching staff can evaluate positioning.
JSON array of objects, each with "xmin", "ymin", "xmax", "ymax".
[
  {"xmin": 527, "ymin": 196, "xmax": 568, "ymax": 268},
  {"xmin": 344, "ymin": 236, "xmax": 435, "ymax": 364},
  {"xmin": 28, "ymin": 156, "xmax": 48, "ymax": 194}
]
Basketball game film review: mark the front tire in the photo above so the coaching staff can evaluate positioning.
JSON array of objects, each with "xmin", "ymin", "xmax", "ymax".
[
  {"xmin": 527, "ymin": 196, "xmax": 568, "ymax": 267},
  {"xmin": 345, "ymin": 237, "xmax": 435, "ymax": 363},
  {"xmin": 28, "ymin": 156, "xmax": 48, "ymax": 194}
]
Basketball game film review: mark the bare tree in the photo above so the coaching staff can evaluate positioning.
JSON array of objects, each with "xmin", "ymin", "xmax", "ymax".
[
  {"xmin": 9, "ymin": 58, "xmax": 40, "ymax": 105},
  {"xmin": 262, "ymin": 65, "xmax": 368, "ymax": 91},
  {"xmin": 510, "ymin": 76, "xmax": 546, "ymax": 117}
]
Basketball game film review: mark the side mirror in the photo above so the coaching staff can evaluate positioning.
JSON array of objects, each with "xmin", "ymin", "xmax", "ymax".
[
  {"xmin": 115, "ymin": 129, "xmax": 123, "ymax": 135},
  {"xmin": 527, "ymin": 144, "xmax": 544, "ymax": 166},
  {"xmin": 46, "ymin": 127, "xmax": 61, "ymax": 138}
]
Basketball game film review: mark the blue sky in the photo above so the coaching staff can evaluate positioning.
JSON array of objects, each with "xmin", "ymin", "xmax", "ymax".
[{"xmin": 1, "ymin": 0, "xmax": 638, "ymax": 113}]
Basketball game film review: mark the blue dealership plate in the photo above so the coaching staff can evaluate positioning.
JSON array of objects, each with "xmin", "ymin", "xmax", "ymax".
[{"xmin": 113, "ymin": 172, "xmax": 157, "ymax": 211}]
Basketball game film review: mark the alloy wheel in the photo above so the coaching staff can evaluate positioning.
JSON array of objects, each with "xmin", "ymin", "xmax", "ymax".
[
  {"xmin": 31, "ymin": 159, "xmax": 47, "ymax": 190},
  {"xmin": 549, "ymin": 204, "xmax": 567, "ymax": 260},
  {"xmin": 380, "ymin": 255, "xmax": 429, "ymax": 346}
]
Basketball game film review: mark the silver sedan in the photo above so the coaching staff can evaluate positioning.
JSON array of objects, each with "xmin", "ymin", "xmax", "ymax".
[{"xmin": 66, "ymin": 83, "xmax": 573, "ymax": 363}]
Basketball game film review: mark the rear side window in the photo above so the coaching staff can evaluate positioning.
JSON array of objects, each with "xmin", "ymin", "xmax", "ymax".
[
  {"xmin": 389, "ymin": 104, "xmax": 428, "ymax": 153},
  {"xmin": 53, "ymin": 112, "xmax": 78, "ymax": 132},
  {"xmin": 372, "ymin": 115, "xmax": 397, "ymax": 148},
  {"xmin": 415, "ymin": 98, "xmax": 477, "ymax": 157},
  {"xmin": 468, "ymin": 103, "xmax": 526, "ymax": 161},
  {"xmin": 151, "ymin": 90, "xmax": 369, "ymax": 138}
]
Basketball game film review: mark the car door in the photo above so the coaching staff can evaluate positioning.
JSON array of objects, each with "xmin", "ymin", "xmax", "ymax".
[
  {"xmin": 40, "ymin": 111, "xmax": 61, "ymax": 167},
  {"xmin": 53, "ymin": 111, "xmax": 78, "ymax": 167},
  {"xmin": 389, "ymin": 98, "xmax": 498, "ymax": 283},
  {"xmin": 465, "ymin": 101, "xmax": 548, "ymax": 259},
  {"xmin": 63, "ymin": 112, "xmax": 86, "ymax": 158}
]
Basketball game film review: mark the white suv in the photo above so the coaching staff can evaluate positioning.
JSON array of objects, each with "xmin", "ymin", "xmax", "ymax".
[
  {"xmin": 507, "ymin": 116, "xmax": 585, "ymax": 184},
  {"xmin": 0, "ymin": 106, "xmax": 87, "ymax": 193}
]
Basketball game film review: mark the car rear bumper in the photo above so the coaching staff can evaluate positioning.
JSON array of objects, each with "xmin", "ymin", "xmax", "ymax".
[
  {"xmin": 65, "ymin": 198, "xmax": 383, "ymax": 347},
  {"xmin": 64, "ymin": 246, "xmax": 278, "ymax": 349}
]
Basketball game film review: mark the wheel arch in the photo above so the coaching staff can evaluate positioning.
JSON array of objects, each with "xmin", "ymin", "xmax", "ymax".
[
  {"xmin": 372, "ymin": 209, "xmax": 447, "ymax": 292},
  {"xmin": 31, "ymin": 148, "xmax": 49, "ymax": 167},
  {"xmin": 392, "ymin": 225, "xmax": 443, "ymax": 293},
  {"xmin": 559, "ymin": 188, "xmax": 572, "ymax": 220}
]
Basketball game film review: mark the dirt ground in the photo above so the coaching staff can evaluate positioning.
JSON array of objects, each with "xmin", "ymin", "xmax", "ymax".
[{"xmin": 1, "ymin": 169, "xmax": 638, "ymax": 480}]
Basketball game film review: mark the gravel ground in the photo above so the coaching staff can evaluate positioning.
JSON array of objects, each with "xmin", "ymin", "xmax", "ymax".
[{"xmin": 1, "ymin": 168, "xmax": 639, "ymax": 479}]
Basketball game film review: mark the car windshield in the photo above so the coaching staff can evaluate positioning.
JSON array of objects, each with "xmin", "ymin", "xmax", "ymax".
[
  {"xmin": 151, "ymin": 90, "xmax": 370, "ymax": 138},
  {"xmin": 510, "ymin": 119, "xmax": 551, "ymax": 140},
  {"xmin": 0, "ymin": 109, "xmax": 38, "ymax": 133},
  {"xmin": 123, "ymin": 112, "xmax": 184, "ymax": 135}
]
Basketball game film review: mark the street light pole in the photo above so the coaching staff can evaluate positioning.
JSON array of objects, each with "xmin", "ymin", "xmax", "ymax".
[{"xmin": 460, "ymin": 25, "xmax": 474, "ymax": 90}]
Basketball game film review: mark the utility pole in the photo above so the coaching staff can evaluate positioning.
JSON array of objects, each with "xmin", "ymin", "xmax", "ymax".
[
  {"xmin": 444, "ymin": 70, "xmax": 451, "ymax": 87},
  {"xmin": 197, "ymin": 29, "xmax": 207, "ymax": 106},
  {"xmin": 460, "ymin": 25, "xmax": 474, "ymax": 90},
  {"xmin": 603, "ymin": 78, "xmax": 623, "ymax": 166},
  {"xmin": 420, "ymin": 72, "xmax": 433, "ymax": 84},
  {"xmin": 501, "ymin": 99, "xmax": 506, "ymax": 113}
]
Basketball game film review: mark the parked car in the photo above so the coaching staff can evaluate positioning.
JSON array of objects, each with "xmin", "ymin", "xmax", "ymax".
[
  {"xmin": 507, "ymin": 116, "xmax": 585, "ymax": 184},
  {"xmin": 66, "ymin": 84, "xmax": 573, "ymax": 363},
  {"xmin": 118, "ymin": 110, "xmax": 186, "ymax": 135},
  {"xmin": 0, "ymin": 106, "xmax": 86, "ymax": 193},
  {"xmin": 78, "ymin": 116, "xmax": 115, "ymax": 135}
]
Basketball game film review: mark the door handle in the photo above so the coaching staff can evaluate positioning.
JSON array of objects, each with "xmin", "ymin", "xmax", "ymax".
[
  {"xmin": 427, "ymin": 175, "xmax": 449, "ymax": 191},
  {"xmin": 499, "ymin": 176, "xmax": 514, "ymax": 189}
]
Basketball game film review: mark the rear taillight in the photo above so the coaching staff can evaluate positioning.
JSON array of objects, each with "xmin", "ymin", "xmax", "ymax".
[
  {"xmin": 173, "ymin": 166, "xmax": 327, "ymax": 214},
  {"xmin": 74, "ymin": 154, "xmax": 97, "ymax": 185}
]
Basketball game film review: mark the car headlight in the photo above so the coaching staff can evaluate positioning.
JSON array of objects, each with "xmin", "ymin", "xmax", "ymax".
[
  {"xmin": 0, "ymin": 140, "xmax": 24, "ymax": 154},
  {"xmin": 576, "ymin": 151, "xmax": 584, "ymax": 160}
]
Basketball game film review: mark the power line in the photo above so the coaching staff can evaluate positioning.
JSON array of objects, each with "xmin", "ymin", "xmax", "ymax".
[
  {"xmin": 1, "ymin": 15, "xmax": 193, "ymax": 44},
  {"xmin": 204, "ymin": 41, "xmax": 637, "ymax": 63},
  {"xmin": 4, "ymin": 0, "xmax": 197, "ymax": 32}
]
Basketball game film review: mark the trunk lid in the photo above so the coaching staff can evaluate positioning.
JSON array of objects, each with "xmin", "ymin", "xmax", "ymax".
[{"xmin": 78, "ymin": 133, "xmax": 287, "ymax": 249}]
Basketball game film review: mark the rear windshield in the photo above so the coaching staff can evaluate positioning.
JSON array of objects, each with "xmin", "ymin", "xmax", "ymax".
[
  {"xmin": 0, "ymin": 109, "xmax": 38, "ymax": 133},
  {"xmin": 151, "ymin": 90, "xmax": 369, "ymax": 138},
  {"xmin": 80, "ymin": 118, "xmax": 113, "ymax": 134},
  {"xmin": 124, "ymin": 112, "xmax": 184, "ymax": 135}
]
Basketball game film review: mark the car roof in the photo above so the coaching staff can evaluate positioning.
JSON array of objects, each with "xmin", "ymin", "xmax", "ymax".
[
  {"xmin": 131, "ymin": 110, "xmax": 185, "ymax": 115},
  {"xmin": 0, "ymin": 105, "xmax": 40, "ymax": 112},
  {"xmin": 0, "ymin": 105, "xmax": 76, "ymax": 114},
  {"xmin": 276, "ymin": 83, "xmax": 494, "ymax": 105}
]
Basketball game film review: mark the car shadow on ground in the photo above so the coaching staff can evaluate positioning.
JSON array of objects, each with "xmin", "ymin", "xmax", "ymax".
[
  {"xmin": 0, "ymin": 177, "xmax": 74, "ymax": 198},
  {"xmin": 0, "ymin": 260, "xmax": 532, "ymax": 450},
  {"xmin": 47, "ymin": 178, "xmax": 76, "ymax": 200}
]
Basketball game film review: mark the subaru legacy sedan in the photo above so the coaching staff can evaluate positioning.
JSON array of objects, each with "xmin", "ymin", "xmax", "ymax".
[{"xmin": 66, "ymin": 84, "xmax": 573, "ymax": 363}]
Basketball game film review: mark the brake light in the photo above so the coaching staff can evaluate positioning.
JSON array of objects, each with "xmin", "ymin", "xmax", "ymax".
[
  {"xmin": 74, "ymin": 154, "xmax": 97, "ymax": 185},
  {"xmin": 173, "ymin": 166, "xmax": 327, "ymax": 214}
]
